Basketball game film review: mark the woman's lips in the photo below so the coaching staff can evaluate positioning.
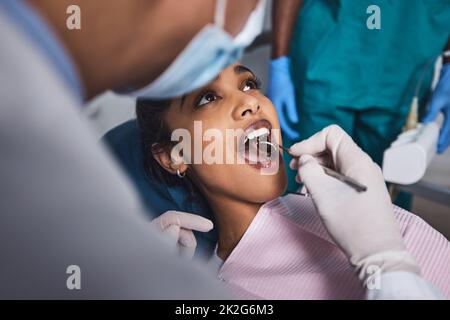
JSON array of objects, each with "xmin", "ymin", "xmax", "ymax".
[{"xmin": 243, "ymin": 119, "xmax": 272, "ymax": 137}]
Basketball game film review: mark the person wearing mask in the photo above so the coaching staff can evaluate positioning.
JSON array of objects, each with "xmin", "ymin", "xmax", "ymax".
[{"xmin": 0, "ymin": 0, "xmax": 262, "ymax": 298}]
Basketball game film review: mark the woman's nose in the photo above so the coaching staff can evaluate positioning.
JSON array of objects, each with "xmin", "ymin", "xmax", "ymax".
[{"xmin": 232, "ymin": 94, "xmax": 260, "ymax": 120}]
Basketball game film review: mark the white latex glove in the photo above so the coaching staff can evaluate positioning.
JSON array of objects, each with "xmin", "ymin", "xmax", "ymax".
[
  {"xmin": 151, "ymin": 211, "xmax": 213, "ymax": 260},
  {"xmin": 289, "ymin": 125, "xmax": 420, "ymax": 282}
]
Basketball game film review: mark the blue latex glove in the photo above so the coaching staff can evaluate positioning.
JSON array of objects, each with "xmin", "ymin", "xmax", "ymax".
[
  {"xmin": 267, "ymin": 56, "xmax": 300, "ymax": 140},
  {"xmin": 423, "ymin": 64, "xmax": 450, "ymax": 153}
]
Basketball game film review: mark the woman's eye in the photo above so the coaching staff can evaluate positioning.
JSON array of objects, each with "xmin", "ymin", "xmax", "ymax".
[
  {"xmin": 197, "ymin": 92, "xmax": 217, "ymax": 107},
  {"xmin": 242, "ymin": 79, "xmax": 259, "ymax": 92}
]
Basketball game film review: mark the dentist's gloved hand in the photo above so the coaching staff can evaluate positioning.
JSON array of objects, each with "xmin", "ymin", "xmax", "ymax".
[
  {"xmin": 268, "ymin": 56, "xmax": 300, "ymax": 140},
  {"xmin": 423, "ymin": 63, "xmax": 450, "ymax": 153},
  {"xmin": 289, "ymin": 125, "xmax": 420, "ymax": 282},
  {"xmin": 151, "ymin": 211, "xmax": 213, "ymax": 260}
]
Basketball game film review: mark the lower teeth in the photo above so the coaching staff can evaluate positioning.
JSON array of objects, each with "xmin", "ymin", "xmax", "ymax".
[{"xmin": 245, "ymin": 139, "xmax": 272, "ymax": 165}]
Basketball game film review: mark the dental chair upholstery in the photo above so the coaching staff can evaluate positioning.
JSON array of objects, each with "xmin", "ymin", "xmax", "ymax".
[{"xmin": 102, "ymin": 120, "xmax": 217, "ymax": 258}]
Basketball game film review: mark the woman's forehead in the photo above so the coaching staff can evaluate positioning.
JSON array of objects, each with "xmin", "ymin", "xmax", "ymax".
[
  {"xmin": 196, "ymin": 63, "xmax": 255, "ymax": 90},
  {"xmin": 221, "ymin": 63, "xmax": 255, "ymax": 79},
  {"xmin": 194, "ymin": 63, "xmax": 254, "ymax": 87}
]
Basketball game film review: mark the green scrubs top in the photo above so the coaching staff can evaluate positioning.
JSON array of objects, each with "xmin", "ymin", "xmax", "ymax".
[
  {"xmin": 290, "ymin": 0, "xmax": 450, "ymax": 109},
  {"xmin": 283, "ymin": 0, "xmax": 450, "ymax": 201}
]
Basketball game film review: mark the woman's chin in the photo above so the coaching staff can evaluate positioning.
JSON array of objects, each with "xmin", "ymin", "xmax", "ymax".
[{"xmin": 250, "ymin": 173, "xmax": 288, "ymax": 203}]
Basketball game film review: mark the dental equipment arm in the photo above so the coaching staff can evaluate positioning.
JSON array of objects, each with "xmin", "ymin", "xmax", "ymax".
[
  {"xmin": 152, "ymin": 211, "xmax": 213, "ymax": 259},
  {"xmin": 383, "ymin": 48, "xmax": 450, "ymax": 184},
  {"xmin": 289, "ymin": 125, "xmax": 444, "ymax": 299}
]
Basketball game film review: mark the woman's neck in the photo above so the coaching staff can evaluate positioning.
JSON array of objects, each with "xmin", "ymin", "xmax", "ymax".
[{"xmin": 205, "ymin": 193, "xmax": 262, "ymax": 261}]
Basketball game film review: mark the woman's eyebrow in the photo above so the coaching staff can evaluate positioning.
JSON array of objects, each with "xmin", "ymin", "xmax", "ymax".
[{"xmin": 234, "ymin": 65, "xmax": 255, "ymax": 77}]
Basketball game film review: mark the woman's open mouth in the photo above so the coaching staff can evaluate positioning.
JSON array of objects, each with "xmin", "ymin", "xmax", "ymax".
[{"xmin": 238, "ymin": 119, "xmax": 275, "ymax": 169}]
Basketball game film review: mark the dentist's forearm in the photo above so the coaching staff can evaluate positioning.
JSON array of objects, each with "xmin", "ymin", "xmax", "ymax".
[{"xmin": 271, "ymin": 0, "xmax": 303, "ymax": 58}]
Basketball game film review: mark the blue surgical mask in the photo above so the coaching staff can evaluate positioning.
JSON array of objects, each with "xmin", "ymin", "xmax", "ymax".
[{"xmin": 121, "ymin": 0, "xmax": 266, "ymax": 99}]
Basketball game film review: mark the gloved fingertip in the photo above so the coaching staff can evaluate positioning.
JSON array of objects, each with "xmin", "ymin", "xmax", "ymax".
[
  {"xmin": 288, "ymin": 142, "xmax": 300, "ymax": 153},
  {"xmin": 289, "ymin": 140, "xmax": 309, "ymax": 157},
  {"xmin": 287, "ymin": 102, "xmax": 299, "ymax": 123},
  {"xmin": 179, "ymin": 229, "xmax": 197, "ymax": 248},
  {"xmin": 202, "ymin": 220, "xmax": 214, "ymax": 232},
  {"xmin": 299, "ymin": 154, "xmax": 315, "ymax": 166},
  {"xmin": 189, "ymin": 218, "xmax": 214, "ymax": 232},
  {"xmin": 289, "ymin": 158, "xmax": 298, "ymax": 169},
  {"xmin": 290, "ymin": 110, "xmax": 299, "ymax": 124}
]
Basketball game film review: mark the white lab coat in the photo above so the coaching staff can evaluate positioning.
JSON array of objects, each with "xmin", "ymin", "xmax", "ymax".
[{"xmin": 0, "ymin": 8, "xmax": 443, "ymax": 300}]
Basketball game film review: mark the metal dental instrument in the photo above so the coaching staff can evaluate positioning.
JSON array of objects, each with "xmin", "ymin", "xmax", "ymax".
[{"xmin": 259, "ymin": 141, "xmax": 368, "ymax": 193}]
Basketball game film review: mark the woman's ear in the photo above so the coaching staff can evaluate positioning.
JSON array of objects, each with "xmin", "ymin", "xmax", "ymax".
[{"xmin": 152, "ymin": 148, "xmax": 188, "ymax": 176}]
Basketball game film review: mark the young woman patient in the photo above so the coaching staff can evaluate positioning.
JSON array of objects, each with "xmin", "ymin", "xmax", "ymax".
[{"xmin": 136, "ymin": 63, "xmax": 450, "ymax": 299}]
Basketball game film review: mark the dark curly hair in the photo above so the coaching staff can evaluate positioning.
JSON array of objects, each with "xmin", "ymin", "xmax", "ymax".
[{"xmin": 135, "ymin": 98, "xmax": 198, "ymax": 196}]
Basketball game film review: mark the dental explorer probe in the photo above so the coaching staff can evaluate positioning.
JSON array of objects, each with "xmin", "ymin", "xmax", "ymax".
[{"xmin": 259, "ymin": 141, "xmax": 368, "ymax": 193}]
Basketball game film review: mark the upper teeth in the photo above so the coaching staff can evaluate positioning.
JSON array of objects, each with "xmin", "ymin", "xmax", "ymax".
[{"xmin": 246, "ymin": 127, "xmax": 270, "ymax": 141}]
